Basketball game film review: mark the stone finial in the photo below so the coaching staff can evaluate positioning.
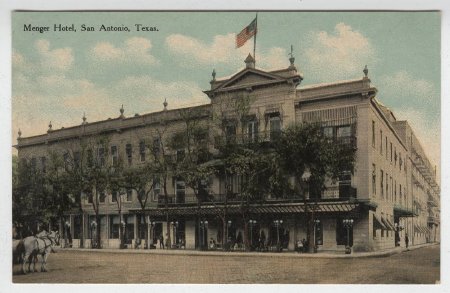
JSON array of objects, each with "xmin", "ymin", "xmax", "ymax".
[
  {"xmin": 82, "ymin": 112, "xmax": 87, "ymax": 124},
  {"xmin": 244, "ymin": 53, "xmax": 255, "ymax": 69},
  {"xmin": 363, "ymin": 65, "xmax": 368, "ymax": 78},
  {"xmin": 163, "ymin": 98, "xmax": 168, "ymax": 111},
  {"xmin": 120, "ymin": 104, "xmax": 125, "ymax": 118},
  {"xmin": 288, "ymin": 45, "xmax": 295, "ymax": 66},
  {"xmin": 212, "ymin": 69, "xmax": 216, "ymax": 81},
  {"xmin": 47, "ymin": 121, "xmax": 53, "ymax": 133},
  {"xmin": 18, "ymin": 129, "xmax": 22, "ymax": 139}
]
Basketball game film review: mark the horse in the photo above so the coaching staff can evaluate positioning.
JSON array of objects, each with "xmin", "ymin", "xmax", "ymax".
[
  {"xmin": 21, "ymin": 230, "xmax": 60, "ymax": 274},
  {"xmin": 12, "ymin": 239, "xmax": 24, "ymax": 264}
]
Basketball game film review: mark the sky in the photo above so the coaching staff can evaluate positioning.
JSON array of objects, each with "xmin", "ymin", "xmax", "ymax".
[{"xmin": 11, "ymin": 11, "xmax": 441, "ymax": 172}]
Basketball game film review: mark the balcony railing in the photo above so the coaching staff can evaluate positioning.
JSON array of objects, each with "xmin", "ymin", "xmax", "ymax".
[{"xmin": 156, "ymin": 186, "xmax": 357, "ymax": 207}]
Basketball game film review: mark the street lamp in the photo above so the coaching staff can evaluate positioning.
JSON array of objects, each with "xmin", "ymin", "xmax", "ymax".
[
  {"xmin": 343, "ymin": 219, "xmax": 354, "ymax": 254},
  {"xmin": 249, "ymin": 220, "xmax": 257, "ymax": 250},
  {"xmin": 273, "ymin": 220, "xmax": 283, "ymax": 251},
  {"xmin": 200, "ymin": 220, "xmax": 208, "ymax": 250},
  {"xmin": 313, "ymin": 219, "xmax": 321, "ymax": 253}
]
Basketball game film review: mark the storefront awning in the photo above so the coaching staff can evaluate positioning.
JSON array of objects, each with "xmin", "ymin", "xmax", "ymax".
[
  {"xmin": 373, "ymin": 213, "xmax": 386, "ymax": 229},
  {"xmin": 131, "ymin": 201, "xmax": 361, "ymax": 218},
  {"xmin": 393, "ymin": 204, "xmax": 416, "ymax": 217},
  {"xmin": 381, "ymin": 216, "xmax": 394, "ymax": 230}
]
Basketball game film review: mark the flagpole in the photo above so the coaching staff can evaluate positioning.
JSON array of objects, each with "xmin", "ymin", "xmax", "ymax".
[{"xmin": 253, "ymin": 12, "xmax": 258, "ymax": 66}]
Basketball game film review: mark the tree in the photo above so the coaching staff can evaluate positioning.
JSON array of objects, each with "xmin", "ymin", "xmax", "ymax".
[{"xmin": 275, "ymin": 123, "xmax": 356, "ymax": 252}]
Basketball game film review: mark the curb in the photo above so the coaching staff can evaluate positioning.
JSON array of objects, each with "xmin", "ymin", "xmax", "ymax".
[{"xmin": 55, "ymin": 243, "xmax": 438, "ymax": 259}]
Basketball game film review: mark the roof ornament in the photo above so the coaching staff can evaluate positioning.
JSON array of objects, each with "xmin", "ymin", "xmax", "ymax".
[
  {"xmin": 212, "ymin": 69, "xmax": 216, "ymax": 81},
  {"xmin": 244, "ymin": 53, "xmax": 255, "ymax": 69},
  {"xmin": 363, "ymin": 65, "xmax": 368, "ymax": 78},
  {"xmin": 120, "ymin": 104, "xmax": 125, "ymax": 118},
  {"xmin": 82, "ymin": 112, "xmax": 87, "ymax": 124},
  {"xmin": 47, "ymin": 121, "xmax": 53, "ymax": 133},
  {"xmin": 18, "ymin": 129, "xmax": 22, "ymax": 139},
  {"xmin": 288, "ymin": 44, "xmax": 295, "ymax": 66},
  {"xmin": 163, "ymin": 98, "xmax": 168, "ymax": 111}
]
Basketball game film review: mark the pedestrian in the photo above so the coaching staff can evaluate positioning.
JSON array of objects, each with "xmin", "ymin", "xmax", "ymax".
[
  {"xmin": 159, "ymin": 234, "xmax": 164, "ymax": 249},
  {"xmin": 165, "ymin": 233, "xmax": 170, "ymax": 249},
  {"xmin": 405, "ymin": 233, "xmax": 409, "ymax": 249}
]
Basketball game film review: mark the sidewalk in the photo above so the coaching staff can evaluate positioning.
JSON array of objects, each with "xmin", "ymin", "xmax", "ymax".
[{"xmin": 60, "ymin": 242, "xmax": 438, "ymax": 259}]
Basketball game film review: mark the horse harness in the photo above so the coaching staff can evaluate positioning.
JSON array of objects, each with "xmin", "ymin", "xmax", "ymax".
[{"xmin": 34, "ymin": 234, "xmax": 56, "ymax": 254}]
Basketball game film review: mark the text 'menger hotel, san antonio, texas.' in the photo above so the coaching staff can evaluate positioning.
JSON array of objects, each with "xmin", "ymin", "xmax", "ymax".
[{"xmin": 14, "ymin": 49, "xmax": 440, "ymax": 253}]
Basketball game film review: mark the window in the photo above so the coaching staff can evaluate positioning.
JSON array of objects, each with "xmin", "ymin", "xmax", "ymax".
[
  {"xmin": 380, "ymin": 130, "xmax": 383, "ymax": 154},
  {"xmin": 399, "ymin": 152, "xmax": 403, "ymax": 170},
  {"xmin": 372, "ymin": 164, "xmax": 376, "ymax": 195},
  {"xmin": 337, "ymin": 125, "xmax": 351, "ymax": 138},
  {"xmin": 323, "ymin": 126, "xmax": 334, "ymax": 138},
  {"xmin": 394, "ymin": 147, "xmax": 397, "ymax": 166},
  {"xmin": 152, "ymin": 138, "xmax": 160, "ymax": 156},
  {"xmin": 386, "ymin": 173, "xmax": 389, "ymax": 199},
  {"xmin": 372, "ymin": 121, "xmax": 375, "ymax": 148},
  {"xmin": 40, "ymin": 157, "xmax": 47, "ymax": 173},
  {"xmin": 139, "ymin": 140, "xmax": 146, "ymax": 162},
  {"xmin": 385, "ymin": 137, "xmax": 388, "ymax": 160},
  {"xmin": 399, "ymin": 184, "xmax": 402, "ymax": 204},
  {"xmin": 30, "ymin": 157, "xmax": 37, "ymax": 170},
  {"xmin": 98, "ymin": 147, "xmax": 105, "ymax": 167},
  {"xmin": 225, "ymin": 123, "xmax": 236, "ymax": 143},
  {"xmin": 87, "ymin": 192, "xmax": 93, "ymax": 204},
  {"xmin": 390, "ymin": 142, "xmax": 393, "ymax": 162},
  {"xmin": 73, "ymin": 151, "xmax": 80, "ymax": 169},
  {"xmin": 390, "ymin": 177, "xmax": 393, "ymax": 201},
  {"xmin": 269, "ymin": 115, "xmax": 281, "ymax": 140},
  {"xmin": 394, "ymin": 180, "xmax": 397, "ymax": 202},
  {"xmin": 126, "ymin": 189, "xmax": 133, "ymax": 202},
  {"xmin": 109, "ymin": 215, "xmax": 120, "ymax": 239},
  {"xmin": 153, "ymin": 177, "xmax": 161, "ymax": 201},
  {"xmin": 111, "ymin": 145, "xmax": 118, "ymax": 167},
  {"xmin": 247, "ymin": 120, "xmax": 258, "ymax": 142},
  {"xmin": 176, "ymin": 180, "xmax": 186, "ymax": 203},
  {"xmin": 176, "ymin": 149, "xmax": 185, "ymax": 163},
  {"xmin": 99, "ymin": 191, "xmax": 106, "ymax": 203},
  {"xmin": 112, "ymin": 191, "xmax": 118, "ymax": 203},
  {"xmin": 63, "ymin": 153, "xmax": 69, "ymax": 170},
  {"xmin": 380, "ymin": 170, "xmax": 384, "ymax": 198},
  {"xmin": 315, "ymin": 221, "xmax": 323, "ymax": 245},
  {"xmin": 126, "ymin": 144, "xmax": 132, "ymax": 165},
  {"xmin": 87, "ymin": 149, "xmax": 93, "ymax": 168}
]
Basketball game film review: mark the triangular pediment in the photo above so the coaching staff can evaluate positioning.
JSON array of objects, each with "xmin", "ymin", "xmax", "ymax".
[{"xmin": 217, "ymin": 69, "xmax": 283, "ymax": 91}]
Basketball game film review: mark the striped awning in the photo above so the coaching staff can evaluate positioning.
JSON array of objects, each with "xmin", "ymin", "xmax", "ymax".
[
  {"xmin": 414, "ymin": 225, "xmax": 430, "ymax": 234},
  {"xmin": 132, "ymin": 201, "xmax": 361, "ymax": 217},
  {"xmin": 373, "ymin": 213, "xmax": 386, "ymax": 229},
  {"xmin": 381, "ymin": 216, "xmax": 395, "ymax": 231}
]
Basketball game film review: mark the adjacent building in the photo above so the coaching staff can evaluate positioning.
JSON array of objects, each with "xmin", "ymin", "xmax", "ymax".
[{"xmin": 14, "ymin": 53, "xmax": 440, "ymax": 252}]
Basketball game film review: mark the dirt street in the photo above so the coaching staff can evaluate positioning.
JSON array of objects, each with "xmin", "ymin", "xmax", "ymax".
[{"xmin": 12, "ymin": 244, "xmax": 440, "ymax": 284}]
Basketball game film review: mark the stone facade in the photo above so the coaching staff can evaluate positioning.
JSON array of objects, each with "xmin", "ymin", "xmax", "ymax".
[{"xmin": 15, "ymin": 55, "xmax": 440, "ymax": 252}]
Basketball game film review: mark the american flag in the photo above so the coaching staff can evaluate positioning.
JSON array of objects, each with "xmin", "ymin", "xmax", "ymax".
[{"xmin": 236, "ymin": 18, "xmax": 257, "ymax": 48}]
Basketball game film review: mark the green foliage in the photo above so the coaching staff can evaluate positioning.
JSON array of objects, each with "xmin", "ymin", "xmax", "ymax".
[{"xmin": 275, "ymin": 123, "xmax": 357, "ymax": 197}]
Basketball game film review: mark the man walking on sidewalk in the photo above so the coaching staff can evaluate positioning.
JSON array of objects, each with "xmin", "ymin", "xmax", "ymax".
[{"xmin": 405, "ymin": 233, "xmax": 409, "ymax": 249}]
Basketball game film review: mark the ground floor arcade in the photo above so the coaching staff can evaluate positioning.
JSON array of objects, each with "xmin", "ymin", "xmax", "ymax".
[{"xmin": 58, "ymin": 200, "xmax": 436, "ymax": 252}]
